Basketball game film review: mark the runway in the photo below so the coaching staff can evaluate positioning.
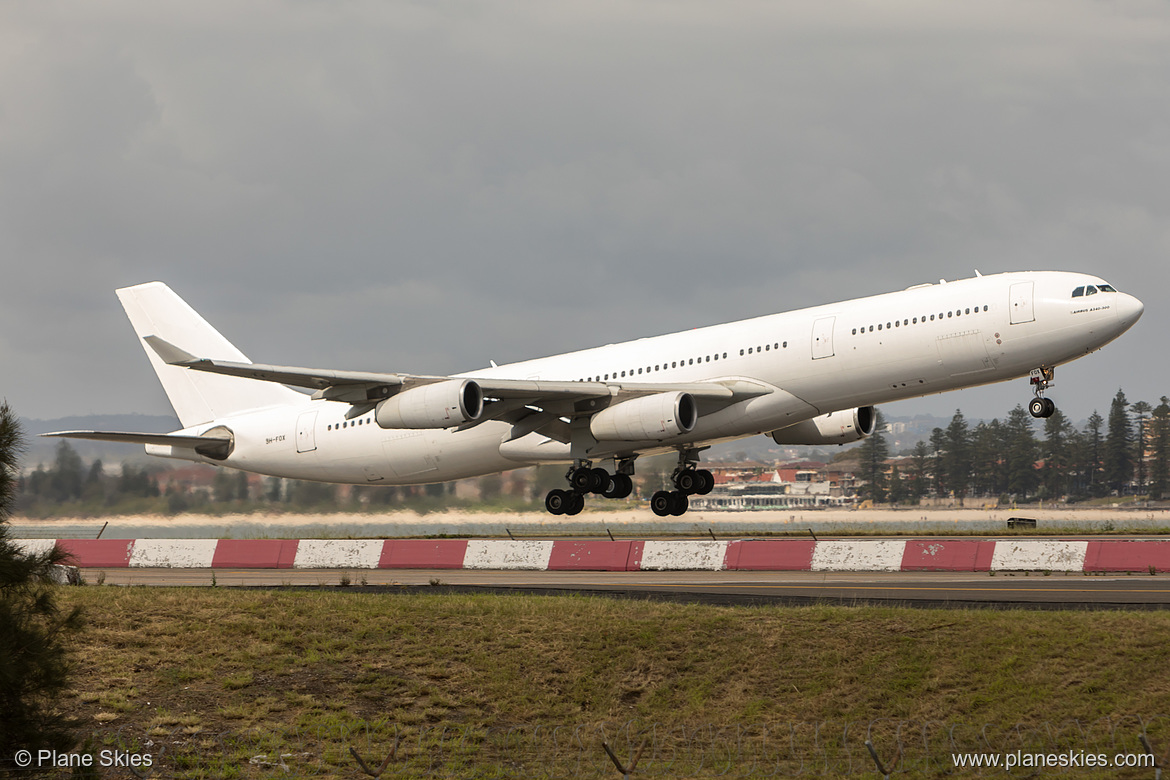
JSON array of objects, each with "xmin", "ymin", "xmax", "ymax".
[{"xmin": 80, "ymin": 568, "xmax": 1170, "ymax": 609}]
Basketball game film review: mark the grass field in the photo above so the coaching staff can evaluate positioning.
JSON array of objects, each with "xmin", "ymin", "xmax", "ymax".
[{"xmin": 54, "ymin": 587, "xmax": 1170, "ymax": 777}]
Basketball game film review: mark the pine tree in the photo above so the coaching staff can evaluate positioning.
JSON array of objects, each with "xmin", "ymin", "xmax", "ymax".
[
  {"xmin": 1003, "ymin": 405, "xmax": 1039, "ymax": 499},
  {"xmin": 856, "ymin": 410, "xmax": 890, "ymax": 503},
  {"xmin": 943, "ymin": 410, "xmax": 972, "ymax": 500},
  {"xmin": 1041, "ymin": 407, "xmax": 1076, "ymax": 500},
  {"xmin": 1150, "ymin": 397, "xmax": 1170, "ymax": 500},
  {"xmin": 1084, "ymin": 411, "xmax": 1106, "ymax": 497},
  {"xmin": 969, "ymin": 420, "xmax": 1002, "ymax": 498},
  {"xmin": 1132, "ymin": 400, "xmax": 1152, "ymax": 495},
  {"xmin": 928, "ymin": 428, "xmax": 947, "ymax": 498},
  {"xmin": 1104, "ymin": 389, "xmax": 1133, "ymax": 494},
  {"xmin": 0, "ymin": 401, "xmax": 84, "ymax": 769},
  {"xmin": 907, "ymin": 440, "xmax": 931, "ymax": 501}
]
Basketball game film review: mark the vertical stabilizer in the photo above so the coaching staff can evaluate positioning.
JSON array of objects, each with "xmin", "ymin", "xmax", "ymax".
[{"xmin": 117, "ymin": 283, "xmax": 308, "ymax": 427}]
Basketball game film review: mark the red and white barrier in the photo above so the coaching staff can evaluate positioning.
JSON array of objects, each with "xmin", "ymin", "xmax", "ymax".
[{"xmin": 15, "ymin": 537, "xmax": 1170, "ymax": 573}]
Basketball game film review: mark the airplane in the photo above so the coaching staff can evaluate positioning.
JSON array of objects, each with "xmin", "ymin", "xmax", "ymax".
[{"xmin": 46, "ymin": 271, "xmax": 1142, "ymax": 516}]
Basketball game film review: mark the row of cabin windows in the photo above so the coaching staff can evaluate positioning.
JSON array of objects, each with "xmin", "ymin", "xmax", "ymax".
[
  {"xmin": 576, "ymin": 341, "xmax": 790, "ymax": 382},
  {"xmin": 851, "ymin": 305, "xmax": 989, "ymax": 336},
  {"xmin": 327, "ymin": 418, "xmax": 372, "ymax": 431}
]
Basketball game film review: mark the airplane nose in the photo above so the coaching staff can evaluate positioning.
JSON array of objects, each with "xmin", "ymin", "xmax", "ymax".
[{"xmin": 1115, "ymin": 292, "xmax": 1144, "ymax": 330}]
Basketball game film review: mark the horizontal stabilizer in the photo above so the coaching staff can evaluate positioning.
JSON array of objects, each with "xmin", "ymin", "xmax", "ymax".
[{"xmin": 43, "ymin": 430, "xmax": 233, "ymax": 459}]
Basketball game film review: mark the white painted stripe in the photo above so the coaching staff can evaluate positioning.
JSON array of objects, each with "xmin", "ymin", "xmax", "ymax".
[
  {"xmin": 11, "ymin": 539, "xmax": 59, "ymax": 556},
  {"xmin": 639, "ymin": 541, "xmax": 728, "ymax": 571},
  {"xmin": 293, "ymin": 540, "xmax": 383, "ymax": 569},
  {"xmin": 811, "ymin": 540, "xmax": 906, "ymax": 572},
  {"xmin": 129, "ymin": 539, "xmax": 219, "ymax": 568},
  {"xmin": 463, "ymin": 540, "xmax": 553, "ymax": 570},
  {"xmin": 990, "ymin": 540, "xmax": 1089, "ymax": 571}
]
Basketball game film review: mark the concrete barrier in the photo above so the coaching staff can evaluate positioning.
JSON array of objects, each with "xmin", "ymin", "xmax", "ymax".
[
  {"xmin": 14, "ymin": 537, "xmax": 1170, "ymax": 574},
  {"xmin": 463, "ymin": 540, "xmax": 554, "ymax": 570},
  {"xmin": 990, "ymin": 540, "xmax": 1088, "ymax": 572},
  {"xmin": 293, "ymin": 540, "xmax": 384, "ymax": 569},
  {"xmin": 811, "ymin": 540, "xmax": 906, "ymax": 571},
  {"xmin": 639, "ymin": 541, "xmax": 728, "ymax": 571},
  {"xmin": 129, "ymin": 539, "xmax": 219, "ymax": 568}
]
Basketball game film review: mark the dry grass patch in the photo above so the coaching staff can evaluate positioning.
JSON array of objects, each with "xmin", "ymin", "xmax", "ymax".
[{"xmin": 52, "ymin": 588, "xmax": 1170, "ymax": 777}]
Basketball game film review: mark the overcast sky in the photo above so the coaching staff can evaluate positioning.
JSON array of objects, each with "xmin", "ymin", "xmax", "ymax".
[{"xmin": 2, "ymin": 0, "xmax": 1167, "ymax": 427}]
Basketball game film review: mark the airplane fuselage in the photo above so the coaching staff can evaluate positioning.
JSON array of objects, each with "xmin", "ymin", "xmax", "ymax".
[{"xmin": 143, "ymin": 271, "xmax": 1142, "ymax": 486}]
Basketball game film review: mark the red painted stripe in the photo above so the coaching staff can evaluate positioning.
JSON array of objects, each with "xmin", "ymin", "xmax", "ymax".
[
  {"xmin": 1084, "ymin": 540, "xmax": 1170, "ymax": 573},
  {"xmin": 724, "ymin": 540, "xmax": 817, "ymax": 570},
  {"xmin": 54, "ymin": 539, "xmax": 135, "ymax": 568},
  {"xmin": 626, "ymin": 541, "xmax": 646, "ymax": 571},
  {"xmin": 379, "ymin": 539, "xmax": 468, "ymax": 569},
  {"xmin": 901, "ymin": 540, "xmax": 996, "ymax": 572},
  {"xmin": 212, "ymin": 540, "xmax": 300, "ymax": 569},
  {"xmin": 548, "ymin": 541, "xmax": 635, "ymax": 571}
]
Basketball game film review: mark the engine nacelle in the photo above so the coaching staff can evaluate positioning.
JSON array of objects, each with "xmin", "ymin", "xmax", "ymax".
[
  {"xmin": 768, "ymin": 406, "xmax": 876, "ymax": 446},
  {"xmin": 375, "ymin": 379, "xmax": 484, "ymax": 429},
  {"xmin": 590, "ymin": 392, "xmax": 698, "ymax": 442}
]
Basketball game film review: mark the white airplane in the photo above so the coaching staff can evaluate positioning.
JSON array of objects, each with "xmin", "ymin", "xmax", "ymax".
[{"xmin": 47, "ymin": 271, "xmax": 1142, "ymax": 516}]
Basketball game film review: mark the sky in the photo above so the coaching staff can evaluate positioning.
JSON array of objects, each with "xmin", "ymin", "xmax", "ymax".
[{"xmin": 2, "ymin": 0, "xmax": 1168, "ymax": 428}]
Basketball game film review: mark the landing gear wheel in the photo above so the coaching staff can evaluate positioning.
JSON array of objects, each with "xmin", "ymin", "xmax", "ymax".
[
  {"xmin": 1029, "ymin": 397, "xmax": 1056, "ymax": 419},
  {"xmin": 669, "ymin": 491, "xmax": 689, "ymax": 516},
  {"xmin": 564, "ymin": 491, "xmax": 585, "ymax": 516},
  {"xmin": 650, "ymin": 490, "xmax": 674, "ymax": 517},
  {"xmin": 603, "ymin": 473, "xmax": 634, "ymax": 499},
  {"xmin": 545, "ymin": 489, "xmax": 569, "ymax": 515},
  {"xmin": 694, "ymin": 469, "xmax": 714, "ymax": 495},
  {"xmin": 569, "ymin": 467, "xmax": 594, "ymax": 493},
  {"xmin": 675, "ymin": 470, "xmax": 699, "ymax": 494},
  {"xmin": 589, "ymin": 467, "xmax": 610, "ymax": 493}
]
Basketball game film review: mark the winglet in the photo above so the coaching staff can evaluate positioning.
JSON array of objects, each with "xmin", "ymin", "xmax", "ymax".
[{"xmin": 144, "ymin": 335, "xmax": 200, "ymax": 365}]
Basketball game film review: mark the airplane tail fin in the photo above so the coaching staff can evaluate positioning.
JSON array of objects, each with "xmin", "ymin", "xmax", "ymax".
[{"xmin": 117, "ymin": 282, "xmax": 308, "ymax": 428}]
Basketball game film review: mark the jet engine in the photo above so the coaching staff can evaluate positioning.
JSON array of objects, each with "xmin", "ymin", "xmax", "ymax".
[
  {"xmin": 768, "ymin": 406, "xmax": 876, "ymax": 445},
  {"xmin": 375, "ymin": 379, "xmax": 484, "ymax": 429},
  {"xmin": 590, "ymin": 392, "xmax": 698, "ymax": 441}
]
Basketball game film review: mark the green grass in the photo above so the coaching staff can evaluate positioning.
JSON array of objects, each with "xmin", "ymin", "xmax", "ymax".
[{"xmin": 56, "ymin": 588, "xmax": 1170, "ymax": 777}]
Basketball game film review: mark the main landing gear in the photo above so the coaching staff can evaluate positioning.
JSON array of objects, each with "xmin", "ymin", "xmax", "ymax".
[
  {"xmin": 650, "ymin": 449, "xmax": 714, "ymax": 518},
  {"xmin": 1028, "ymin": 367, "xmax": 1057, "ymax": 419},
  {"xmin": 544, "ymin": 460, "xmax": 635, "ymax": 516}
]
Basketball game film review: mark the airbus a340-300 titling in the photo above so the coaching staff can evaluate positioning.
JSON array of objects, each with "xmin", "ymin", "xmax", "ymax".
[{"xmin": 48, "ymin": 272, "xmax": 1142, "ymax": 516}]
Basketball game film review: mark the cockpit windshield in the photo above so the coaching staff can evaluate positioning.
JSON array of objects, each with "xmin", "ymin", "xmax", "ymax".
[{"xmin": 1072, "ymin": 283, "xmax": 1118, "ymax": 297}]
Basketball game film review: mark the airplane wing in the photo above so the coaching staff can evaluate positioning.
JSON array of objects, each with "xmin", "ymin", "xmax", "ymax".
[{"xmin": 143, "ymin": 336, "xmax": 773, "ymax": 411}]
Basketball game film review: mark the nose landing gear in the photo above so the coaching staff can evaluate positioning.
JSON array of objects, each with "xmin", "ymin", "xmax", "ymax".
[{"xmin": 1028, "ymin": 367, "xmax": 1057, "ymax": 419}]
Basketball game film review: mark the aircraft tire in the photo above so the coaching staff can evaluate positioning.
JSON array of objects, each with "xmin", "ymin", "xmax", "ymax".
[
  {"xmin": 614, "ymin": 474, "xmax": 634, "ymax": 498},
  {"xmin": 1029, "ymin": 398, "xmax": 1047, "ymax": 418},
  {"xmin": 545, "ymin": 489, "xmax": 569, "ymax": 515},
  {"xmin": 589, "ymin": 467, "xmax": 610, "ymax": 493},
  {"xmin": 669, "ymin": 491, "xmax": 689, "ymax": 516},
  {"xmin": 569, "ymin": 467, "xmax": 594, "ymax": 492},
  {"xmin": 650, "ymin": 490, "xmax": 674, "ymax": 517},
  {"xmin": 695, "ymin": 469, "xmax": 715, "ymax": 495},
  {"xmin": 675, "ymin": 470, "xmax": 698, "ymax": 494},
  {"xmin": 564, "ymin": 491, "xmax": 585, "ymax": 515}
]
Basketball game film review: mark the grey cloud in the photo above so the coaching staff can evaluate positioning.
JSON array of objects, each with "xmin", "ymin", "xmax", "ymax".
[{"xmin": 1, "ymin": 0, "xmax": 1167, "ymax": 421}]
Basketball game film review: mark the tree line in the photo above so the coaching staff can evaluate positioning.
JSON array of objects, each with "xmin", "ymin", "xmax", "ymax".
[
  {"xmin": 856, "ymin": 390, "xmax": 1170, "ymax": 504},
  {"xmin": 14, "ymin": 440, "xmax": 542, "ymax": 517}
]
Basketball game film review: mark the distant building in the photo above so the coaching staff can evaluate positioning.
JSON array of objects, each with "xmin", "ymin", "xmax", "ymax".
[{"xmin": 691, "ymin": 465, "xmax": 858, "ymax": 510}]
